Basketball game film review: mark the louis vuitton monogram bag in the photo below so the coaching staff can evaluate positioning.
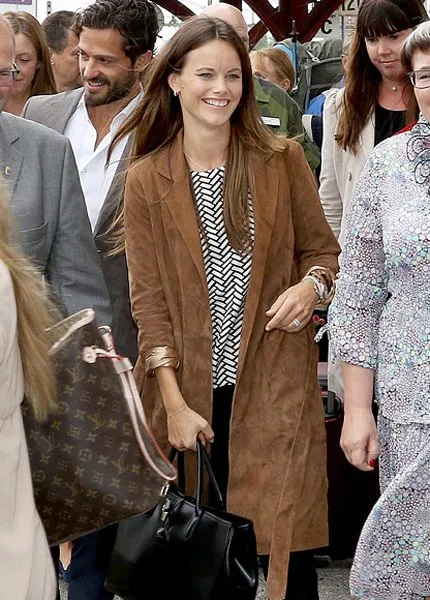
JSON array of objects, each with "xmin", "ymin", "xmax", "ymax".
[{"xmin": 22, "ymin": 308, "xmax": 176, "ymax": 545}]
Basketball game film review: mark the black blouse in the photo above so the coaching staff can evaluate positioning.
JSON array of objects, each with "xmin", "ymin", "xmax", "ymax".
[{"xmin": 374, "ymin": 104, "xmax": 406, "ymax": 146}]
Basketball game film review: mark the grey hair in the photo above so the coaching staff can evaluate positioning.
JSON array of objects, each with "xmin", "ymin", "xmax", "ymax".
[
  {"xmin": 401, "ymin": 21, "xmax": 430, "ymax": 73},
  {"xmin": 0, "ymin": 15, "xmax": 16, "ymax": 55}
]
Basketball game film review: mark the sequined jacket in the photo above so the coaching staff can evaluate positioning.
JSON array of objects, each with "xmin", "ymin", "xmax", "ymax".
[{"xmin": 329, "ymin": 119, "xmax": 430, "ymax": 424}]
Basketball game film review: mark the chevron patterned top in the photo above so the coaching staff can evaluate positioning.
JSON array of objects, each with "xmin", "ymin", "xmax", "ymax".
[{"xmin": 191, "ymin": 167, "xmax": 254, "ymax": 388}]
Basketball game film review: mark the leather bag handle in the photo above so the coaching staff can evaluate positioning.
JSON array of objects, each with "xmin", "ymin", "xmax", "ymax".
[
  {"xmin": 63, "ymin": 311, "xmax": 177, "ymax": 482},
  {"xmin": 168, "ymin": 441, "xmax": 225, "ymax": 511}
]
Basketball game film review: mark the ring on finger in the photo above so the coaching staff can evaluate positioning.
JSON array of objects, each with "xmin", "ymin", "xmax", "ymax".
[{"xmin": 291, "ymin": 318, "xmax": 301, "ymax": 328}]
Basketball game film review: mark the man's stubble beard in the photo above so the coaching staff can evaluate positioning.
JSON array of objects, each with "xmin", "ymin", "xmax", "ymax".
[{"xmin": 84, "ymin": 70, "xmax": 138, "ymax": 107}]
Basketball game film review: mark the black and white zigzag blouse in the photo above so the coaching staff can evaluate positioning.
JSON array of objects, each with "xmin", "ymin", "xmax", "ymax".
[{"xmin": 191, "ymin": 166, "xmax": 254, "ymax": 388}]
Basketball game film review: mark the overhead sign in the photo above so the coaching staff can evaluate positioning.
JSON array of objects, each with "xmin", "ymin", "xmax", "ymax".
[
  {"xmin": 0, "ymin": 1, "xmax": 34, "ymax": 15},
  {"xmin": 338, "ymin": 0, "xmax": 360, "ymax": 16},
  {"xmin": 317, "ymin": 12, "xmax": 341, "ymax": 38}
]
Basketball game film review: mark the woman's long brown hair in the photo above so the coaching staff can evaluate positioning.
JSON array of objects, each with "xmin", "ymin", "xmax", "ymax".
[
  {"xmin": 336, "ymin": 0, "xmax": 427, "ymax": 153},
  {"xmin": 4, "ymin": 11, "xmax": 57, "ymax": 97},
  {"xmin": 109, "ymin": 16, "xmax": 286, "ymax": 253}
]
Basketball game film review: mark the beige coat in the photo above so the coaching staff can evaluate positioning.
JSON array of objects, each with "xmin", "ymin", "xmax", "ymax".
[
  {"xmin": 319, "ymin": 89, "xmax": 375, "ymax": 246},
  {"xmin": 0, "ymin": 260, "xmax": 55, "ymax": 600},
  {"xmin": 124, "ymin": 134, "xmax": 340, "ymax": 600},
  {"xmin": 319, "ymin": 90, "xmax": 375, "ymax": 399}
]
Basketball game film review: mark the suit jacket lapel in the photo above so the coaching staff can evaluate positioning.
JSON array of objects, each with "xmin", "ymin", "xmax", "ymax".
[
  {"xmin": 0, "ymin": 115, "xmax": 24, "ymax": 200},
  {"xmin": 236, "ymin": 152, "xmax": 279, "ymax": 380},
  {"xmin": 46, "ymin": 89, "xmax": 83, "ymax": 134},
  {"xmin": 93, "ymin": 137, "xmax": 133, "ymax": 236}
]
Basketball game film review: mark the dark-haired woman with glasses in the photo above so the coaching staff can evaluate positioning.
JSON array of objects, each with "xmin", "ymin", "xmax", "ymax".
[{"xmin": 329, "ymin": 21, "xmax": 430, "ymax": 600}]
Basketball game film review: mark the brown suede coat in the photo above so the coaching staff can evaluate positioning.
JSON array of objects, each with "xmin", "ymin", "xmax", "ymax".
[{"xmin": 124, "ymin": 133, "xmax": 340, "ymax": 600}]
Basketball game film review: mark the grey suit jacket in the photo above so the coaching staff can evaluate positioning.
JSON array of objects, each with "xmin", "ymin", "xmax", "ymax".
[
  {"xmin": 0, "ymin": 111, "xmax": 111, "ymax": 326},
  {"xmin": 23, "ymin": 89, "xmax": 138, "ymax": 362}
]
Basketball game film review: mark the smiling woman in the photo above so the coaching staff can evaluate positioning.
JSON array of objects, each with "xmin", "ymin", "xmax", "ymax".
[
  {"xmin": 3, "ymin": 11, "xmax": 56, "ymax": 116},
  {"xmin": 110, "ymin": 14, "xmax": 339, "ymax": 600},
  {"xmin": 167, "ymin": 38, "xmax": 243, "ymax": 167}
]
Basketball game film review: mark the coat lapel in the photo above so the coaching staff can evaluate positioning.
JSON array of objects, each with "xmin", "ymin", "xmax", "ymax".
[
  {"xmin": 360, "ymin": 112, "xmax": 375, "ymax": 162},
  {"xmin": 154, "ymin": 135, "xmax": 207, "ymax": 287},
  {"xmin": 237, "ymin": 152, "xmax": 279, "ymax": 379},
  {"xmin": 153, "ymin": 136, "xmax": 280, "ymax": 371},
  {"xmin": 0, "ymin": 115, "xmax": 24, "ymax": 200}
]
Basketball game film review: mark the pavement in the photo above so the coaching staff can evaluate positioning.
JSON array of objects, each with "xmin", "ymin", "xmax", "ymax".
[{"xmin": 59, "ymin": 560, "xmax": 353, "ymax": 599}]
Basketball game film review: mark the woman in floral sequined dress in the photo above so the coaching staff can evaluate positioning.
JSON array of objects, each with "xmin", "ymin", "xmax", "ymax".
[{"xmin": 329, "ymin": 22, "xmax": 430, "ymax": 600}]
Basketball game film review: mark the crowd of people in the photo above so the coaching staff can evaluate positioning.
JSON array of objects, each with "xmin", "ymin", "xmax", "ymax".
[{"xmin": 0, "ymin": 0, "xmax": 429, "ymax": 599}]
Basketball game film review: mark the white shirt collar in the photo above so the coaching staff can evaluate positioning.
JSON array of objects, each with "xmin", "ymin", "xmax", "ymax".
[{"xmin": 76, "ymin": 86, "xmax": 143, "ymax": 129}]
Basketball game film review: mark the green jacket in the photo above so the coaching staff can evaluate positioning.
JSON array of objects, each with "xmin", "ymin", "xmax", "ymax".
[{"xmin": 254, "ymin": 76, "xmax": 320, "ymax": 171}]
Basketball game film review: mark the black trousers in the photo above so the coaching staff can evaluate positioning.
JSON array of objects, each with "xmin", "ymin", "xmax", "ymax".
[
  {"xmin": 50, "ymin": 525, "xmax": 117, "ymax": 600},
  {"xmin": 210, "ymin": 385, "xmax": 319, "ymax": 600}
]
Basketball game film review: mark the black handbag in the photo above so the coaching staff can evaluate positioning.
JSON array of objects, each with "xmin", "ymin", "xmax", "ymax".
[{"xmin": 106, "ymin": 440, "xmax": 259, "ymax": 600}]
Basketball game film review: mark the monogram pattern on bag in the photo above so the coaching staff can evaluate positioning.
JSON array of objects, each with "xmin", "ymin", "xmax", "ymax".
[{"xmin": 22, "ymin": 320, "xmax": 165, "ymax": 545}]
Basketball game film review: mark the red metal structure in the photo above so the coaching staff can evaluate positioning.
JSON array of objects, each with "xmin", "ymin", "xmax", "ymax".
[{"xmin": 154, "ymin": 0, "xmax": 343, "ymax": 46}]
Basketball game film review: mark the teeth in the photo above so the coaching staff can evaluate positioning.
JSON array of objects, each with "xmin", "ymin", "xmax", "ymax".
[{"xmin": 204, "ymin": 99, "xmax": 228, "ymax": 107}]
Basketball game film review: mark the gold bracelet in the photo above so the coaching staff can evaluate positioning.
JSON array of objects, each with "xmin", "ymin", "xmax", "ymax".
[{"xmin": 167, "ymin": 405, "xmax": 187, "ymax": 419}]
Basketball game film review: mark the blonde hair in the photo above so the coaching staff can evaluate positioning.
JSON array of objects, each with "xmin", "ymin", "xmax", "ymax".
[
  {"xmin": 250, "ymin": 47, "xmax": 294, "ymax": 91},
  {"xmin": 0, "ymin": 184, "xmax": 56, "ymax": 421}
]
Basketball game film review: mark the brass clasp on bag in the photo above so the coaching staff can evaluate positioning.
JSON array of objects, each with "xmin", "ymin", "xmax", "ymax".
[
  {"xmin": 160, "ymin": 482, "xmax": 170, "ymax": 497},
  {"xmin": 161, "ymin": 498, "xmax": 172, "ymax": 523}
]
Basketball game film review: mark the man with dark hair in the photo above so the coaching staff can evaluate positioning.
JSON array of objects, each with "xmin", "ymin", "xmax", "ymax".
[
  {"xmin": 23, "ymin": 1, "xmax": 159, "ymax": 599},
  {"xmin": 42, "ymin": 10, "xmax": 81, "ymax": 92},
  {"xmin": 72, "ymin": 0, "xmax": 159, "ymax": 65}
]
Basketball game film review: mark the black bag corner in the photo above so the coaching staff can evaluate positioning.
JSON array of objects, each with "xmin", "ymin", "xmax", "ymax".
[{"xmin": 106, "ymin": 440, "xmax": 259, "ymax": 600}]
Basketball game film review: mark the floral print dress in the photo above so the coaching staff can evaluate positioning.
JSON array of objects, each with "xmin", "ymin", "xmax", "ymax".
[{"xmin": 329, "ymin": 119, "xmax": 430, "ymax": 600}]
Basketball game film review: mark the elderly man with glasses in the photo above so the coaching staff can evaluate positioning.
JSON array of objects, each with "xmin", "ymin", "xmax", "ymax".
[{"xmin": 0, "ymin": 16, "xmax": 111, "ymax": 335}]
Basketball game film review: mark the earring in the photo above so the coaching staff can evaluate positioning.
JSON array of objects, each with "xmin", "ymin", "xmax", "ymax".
[{"xmin": 173, "ymin": 90, "xmax": 178, "ymax": 97}]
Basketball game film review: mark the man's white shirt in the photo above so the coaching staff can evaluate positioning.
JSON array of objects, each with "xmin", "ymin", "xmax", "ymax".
[{"xmin": 64, "ymin": 90, "xmax": 142, "ymax": 230}]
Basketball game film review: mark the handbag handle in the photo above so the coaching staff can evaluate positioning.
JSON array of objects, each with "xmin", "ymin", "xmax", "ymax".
[
  {"xmin": 50, "ymin": 310, "xmax": 176, "ymax": 482},
  {"xmin": 168, "ymin": 441, "xmax": 225, "ymax": 511}
]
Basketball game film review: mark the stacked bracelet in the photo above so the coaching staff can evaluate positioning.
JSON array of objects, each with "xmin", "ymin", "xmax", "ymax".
[
  {"xmin": 302, "ymin": 266, "xmax": 336, "ymax": 306},
  {"xmin": 302, "ymin": 275, "xmax": 326, "ymax": 304}
]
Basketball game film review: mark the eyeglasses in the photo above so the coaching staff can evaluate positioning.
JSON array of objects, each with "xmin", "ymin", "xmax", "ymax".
[
  {"xmin": 0, "ymin": 64, "xmax": 20, "ymax": 87},
  {"xmin": 408, "ymin": 69, "xmax": 430, "ymax": 89}
]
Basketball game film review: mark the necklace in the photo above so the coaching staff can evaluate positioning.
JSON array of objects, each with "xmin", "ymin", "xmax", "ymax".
[
  {"xmin": 383, "ymin": 80, "xmax": 403, "ymax": 94},
  {"xmin": 183, "ymin": 151, "xmax": 225, "ymax": 171}
]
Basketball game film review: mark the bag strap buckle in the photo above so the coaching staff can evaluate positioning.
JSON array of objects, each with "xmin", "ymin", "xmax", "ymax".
[{"xmin": 160, "ymin": 482, "xmax": 170, "ymax": 498}]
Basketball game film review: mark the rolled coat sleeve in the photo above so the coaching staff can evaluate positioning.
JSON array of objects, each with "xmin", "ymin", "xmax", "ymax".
[
  {"xmin": 328, "ymin": 154, "xmax": 388, "ymax": 369},
  {"xmin": 285, "ymin": 142, "xmax": 340, "ymax": 278},
  {"xmin": 319, "ymin": 91, "xmax": 343, "ymax": 239},
  {"xmin": 124, "ymin": 165, "xmax": 179, "ymax": 372}
]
